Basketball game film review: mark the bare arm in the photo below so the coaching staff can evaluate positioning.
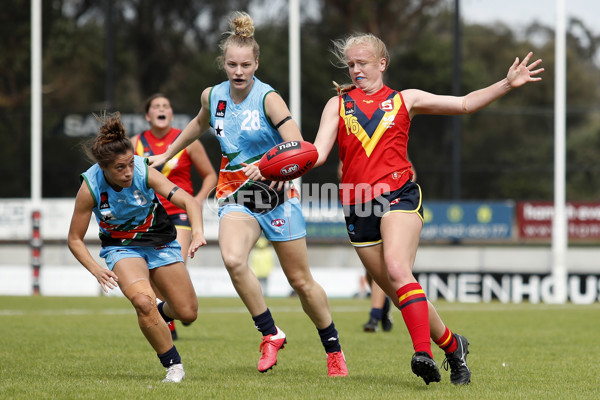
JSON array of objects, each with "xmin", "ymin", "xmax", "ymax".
[
  {"xmin": 187, "ymin": 140, "xmax": 218, "ymax": 202},
  {"xmin": 404, "ymin": 52, "xmax": 544, "ymax": 118},
  {"xmin": 148, "ymin": 87, "xmax": 212, "ymax": 168},
  {"xmin": 67, "ymin": 183, "xmax": 119, "ymax": 293},
  {"xmin": 313, "ymin": 96, "xmax": 340, "ymax": 167},
  {"xmin": 147, "ymin": 167, "xmax": 207, "ymax": 257},
  {"xmin": 243, "ymin": 91, "xmax": 303, "ymax": 182},
  {"xmin": 265, "ymin": 91, "xmax": 303, "ymax": 142}
]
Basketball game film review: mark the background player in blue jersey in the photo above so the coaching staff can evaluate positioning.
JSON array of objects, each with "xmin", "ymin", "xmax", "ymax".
[
  {"xmin": 68, "ymin": 112, "xmax": 206, "ymax": 383},
  {"xmin": 149, "ymin": 12, "xmax": 348, "ymax": 377}
]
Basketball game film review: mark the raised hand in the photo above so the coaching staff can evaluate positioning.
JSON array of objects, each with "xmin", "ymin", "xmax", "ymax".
[{"xmin": 507, "ymin": 52, "xmax": 544, "ymax": 88}]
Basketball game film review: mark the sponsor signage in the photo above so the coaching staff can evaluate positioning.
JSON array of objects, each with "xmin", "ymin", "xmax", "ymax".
[
  {"xmin": 303, "ymin": 204, "xmax": 347, "ymax": 240},
  {"xmin": 420, "ymin": 201, "xmax": 513, "ymax": 240},
  {"xmin": 61, "ymin": 113, "xmax": 192, "ymax": 137},
  {"xmin": 302, "ymin": 201, "xmax": 514, "ymax": 241},
  {"xmin": 417, "ymin": 272, "xmax": 600, "ymax": 304},
  {"xmin": 517, "ymin": 201, "xmax": 600, "ymax": 239}
]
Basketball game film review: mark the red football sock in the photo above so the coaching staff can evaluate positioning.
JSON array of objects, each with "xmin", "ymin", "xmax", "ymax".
[
  {"xmin": 434, "ymin": 326, "xmax": 458, "ymax": 354},
  {"xmin": 396, "ymin": 282, "xmax": 431, "ymax": 357},
  {"xmin": 167, "ymin": 320, "xmax": 176, "ymax": 332}
]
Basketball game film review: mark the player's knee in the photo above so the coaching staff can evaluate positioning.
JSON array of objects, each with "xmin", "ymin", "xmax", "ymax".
[
  {"xmin": 124, "ymin": 280, "xmax": 156, "ymax": 317},
  {"xmin": 132, "ymin": 293, "xmax": 155, "ymax": 316},
  {"xmin": 386, "ymin": 264, "xmax": 414, "ymax": 283},
  {"xmin": 288, "ymin": 276, "xmax": 312, "ymax": 296},
  {"xmin": 221, "ymin": 252, "xmax": 246, "ymax": 270},
  {"xmin": 178, "ymin": 305, "xmax": 198, "ymax": 324}
]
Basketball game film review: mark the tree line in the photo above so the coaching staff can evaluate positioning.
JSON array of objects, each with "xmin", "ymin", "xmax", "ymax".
[{"xmin": 1, "ymin": 0, "xmax": 599, "ymax": 201}]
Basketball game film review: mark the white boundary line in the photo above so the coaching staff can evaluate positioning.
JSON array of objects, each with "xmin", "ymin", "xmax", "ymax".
[{"xmin": 1, "ymin": 302, "xmax": 599, "ymax": 317}]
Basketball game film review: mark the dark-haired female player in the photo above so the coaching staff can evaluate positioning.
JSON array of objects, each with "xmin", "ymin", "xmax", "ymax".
[{"xmin": 68, "ymin": 112, "xmax": 206, "ymax": 383}]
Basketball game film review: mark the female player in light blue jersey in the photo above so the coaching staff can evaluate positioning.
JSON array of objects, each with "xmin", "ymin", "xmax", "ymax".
[
  {"xmin": 149, "ymin": 12, "xmax": 348, "ymax": 377},
  {"xmin": 68, "ymin": 112, "xmax": 206, "ymax": 383}
]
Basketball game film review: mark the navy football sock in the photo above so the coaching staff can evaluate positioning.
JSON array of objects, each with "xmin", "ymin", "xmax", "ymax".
[
  {"xmin": 252, "ymin": 309, "xmax": 277, "ymax": 336},
  {"xmin": 370, "ymin": 307, "xmax": 384, "ymax": 320},
  {"xmin": 157, "ymin": 301, "xmax": 173, "ymax": 323},
  {"xmin": 158, "ymin": 345, "xmax": 181, "ymax": 368},
  {"xmin": 318, "ymin": 322, "xmax": 341, "ymax": 353}
]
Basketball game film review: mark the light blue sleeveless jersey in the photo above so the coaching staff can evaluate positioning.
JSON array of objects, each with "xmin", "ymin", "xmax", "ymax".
[
  {"xmin": 81, "ymin": 155, "xmax": 176, "ymax": 247},
  {"xmin": 209, "ymin": 77, "xmax": 283, "ymax": 171}
]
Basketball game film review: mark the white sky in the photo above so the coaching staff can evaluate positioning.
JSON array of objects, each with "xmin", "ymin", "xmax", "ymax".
[
  {"xmin": 461, "ymin": 0, "xmax": 600, "ymax": 34},
  {"xmin": 255, "ymin": 0, "xmax": 599, "ymax": 37}
]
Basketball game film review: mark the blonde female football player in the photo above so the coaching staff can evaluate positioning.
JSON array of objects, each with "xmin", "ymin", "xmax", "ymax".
[
  {"xmin": 313, "ymin": 33, "xmax": 543, "ymax": 384},
  {"xmin": 148, "ymin": 12, "xmax": 348, "ymax": 377}
]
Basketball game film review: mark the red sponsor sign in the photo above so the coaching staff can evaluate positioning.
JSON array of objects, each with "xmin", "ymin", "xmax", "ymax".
[{"xmin": 517, "ymin": 201, "xmax": 600, "ymax": 239}]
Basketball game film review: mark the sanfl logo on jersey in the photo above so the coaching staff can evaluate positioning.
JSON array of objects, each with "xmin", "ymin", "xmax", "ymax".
[{"xmin": 379, "ymin": 99, "xmax": 394, "ymax": 112}]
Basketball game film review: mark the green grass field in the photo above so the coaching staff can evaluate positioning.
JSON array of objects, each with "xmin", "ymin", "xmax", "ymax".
[{"xmin": 1, "ymin": 296, "xmax": 598, "ymax": 399}]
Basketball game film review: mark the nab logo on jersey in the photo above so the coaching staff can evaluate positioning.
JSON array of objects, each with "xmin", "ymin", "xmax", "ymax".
[
  {"xmin": 215, "ymin": 101, "xmax": 227, "ymax": 118},
  {"xmin": 99, "ymin": 192, "xmax": 110, "ymax": 209},
  {"xmin": 344, "ymin": 100, "xmax": 356, "ymax": 115}
]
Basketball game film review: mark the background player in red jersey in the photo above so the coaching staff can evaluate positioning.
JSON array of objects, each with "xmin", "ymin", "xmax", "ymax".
[
  {"xmin": 132, "ymin": 94, "xmax": 217, "ymax": 339},
  {"xmin": 314, "ymin": 33, "xmax": 543, "ymax": 385}
]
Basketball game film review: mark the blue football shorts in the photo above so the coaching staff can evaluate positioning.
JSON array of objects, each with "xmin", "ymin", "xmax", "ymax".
[
  {"xmin": 100, "ymin": 240, "xmax": 184, "ymax": 271},
  {"xmin": 219, "ymin": 197, "xmax": 306, "ymax": 242}
]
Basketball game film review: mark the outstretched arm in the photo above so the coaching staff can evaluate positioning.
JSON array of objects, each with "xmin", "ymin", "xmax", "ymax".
[
  {"xmin": 313, "ymin": 96, "xmax": 340, "ymax": 168},
  {"xmin": 68, "ymin": 183, "xmax": 119, "ymax": 293},
  {"xmin": 148, "ymin": 168, "xmax": 207, "ymax": 258},
  {"xmin": 404, "ymin": 52, "xmax": 544, "ymax": 118},
  {"xmin": 148, "ymin": 87, "xmax": 212, "ymax": 168}
]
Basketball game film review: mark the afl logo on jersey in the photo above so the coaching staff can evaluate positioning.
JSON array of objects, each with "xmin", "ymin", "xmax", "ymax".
[
  {"xmin": 215, "ymin": 100, "xmax": 227, "ymax": 118},
  {"xmin": 271, "ymin": 219, "xmax": 286, "ymax": 227},
  {"xmin": 379, "ymin": 99, "xmax": 394, "ymax": 112},
  {"xmin": 344, "ymin": 100, "xmax": 356, "ymax": 115}
]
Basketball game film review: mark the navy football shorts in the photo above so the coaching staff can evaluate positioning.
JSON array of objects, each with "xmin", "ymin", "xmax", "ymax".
[{"xmin": 344, "ymin": 180, "xmax": 423, "ymax": 247}]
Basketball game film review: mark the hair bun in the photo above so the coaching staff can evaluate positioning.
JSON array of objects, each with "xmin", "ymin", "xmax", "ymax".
[{"xmin": 231, "ymin": 12, "xmax": 255, "ymax": 38}]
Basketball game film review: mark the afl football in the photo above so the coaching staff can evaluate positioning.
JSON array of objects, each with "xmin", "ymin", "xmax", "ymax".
[{"xmin": 258, "ymin": 140, "xmax": 318, "ymax": 181}]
